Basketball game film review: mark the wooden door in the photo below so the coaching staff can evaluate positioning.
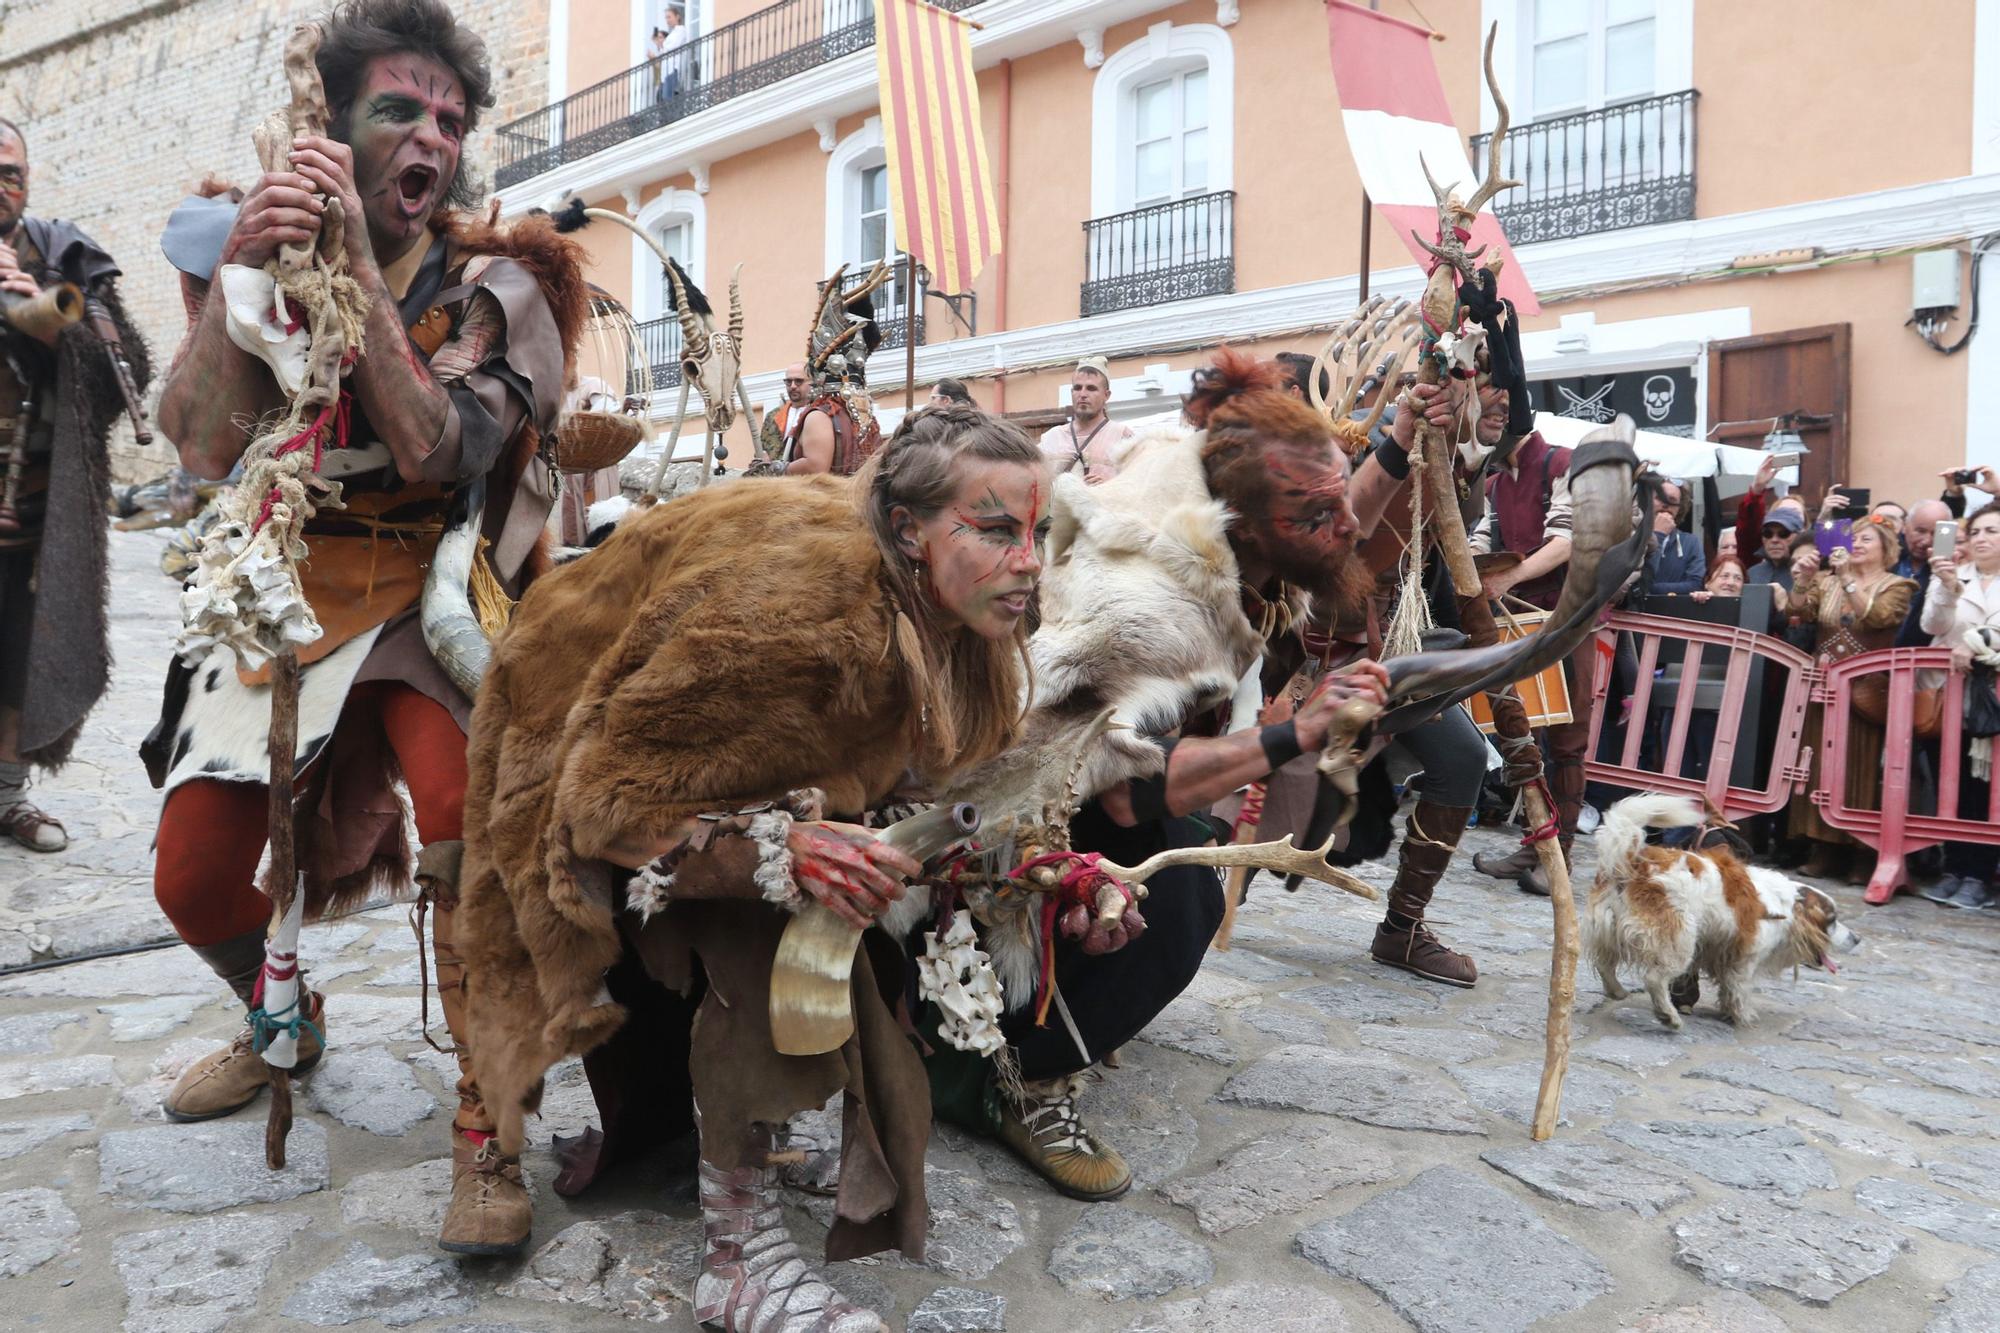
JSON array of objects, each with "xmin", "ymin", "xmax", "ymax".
[{"xmin": 1705, "ymin": 324, "xmax": 1851, "ymax": 511}]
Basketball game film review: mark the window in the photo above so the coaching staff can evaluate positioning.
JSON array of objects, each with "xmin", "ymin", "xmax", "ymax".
[
  {"xmin": 631, "ymin": 187, "xmax": 706, "ymax": 325},
  {"xmin": 857, "ymin": 163, "xmax": 891, "ymax": 265},
  {"xmin": 1130, "ymin": 66, "xmax": 1209, "ymax": 208},
  {"xmin": 1089, "ymin": 21, "xmax": 1235, "ymax": 221},
  {"xmin": 647, "ymin": 217, "xmax": 693, "ymax": 318},
  {"xmin": 1527, "ymin": 0, "xmax": 1656, "ymax": 117}
]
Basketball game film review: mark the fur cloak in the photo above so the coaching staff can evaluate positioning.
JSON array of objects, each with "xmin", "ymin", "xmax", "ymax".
[
  {"xmin": 8, "ymin": 217, "xmax": 150, "ymax": 769},
  {"xmin": 458, "ymin": 476, "xmax": 940, "ymax": 1254}
]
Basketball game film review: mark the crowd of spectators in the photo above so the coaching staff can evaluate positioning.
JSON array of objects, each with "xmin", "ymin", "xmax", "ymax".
[{"xmin": 1614, "ymin": 456, "xmax": 2000, "ymax": 905}]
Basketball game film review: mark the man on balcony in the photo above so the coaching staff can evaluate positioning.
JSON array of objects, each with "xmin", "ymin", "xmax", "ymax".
[
  {"xmin": 657, "ymin": 5, "xmax": 691, "ymax": 103},
  {"xmin": 1039, "ymin": 357, "xmax": 1131, "ymax": 484}
]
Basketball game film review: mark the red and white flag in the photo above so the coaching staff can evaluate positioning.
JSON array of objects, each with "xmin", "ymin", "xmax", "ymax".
[{"xmin": 1324, "ymin": 1, "xmax": 1539, "ymax": 315}]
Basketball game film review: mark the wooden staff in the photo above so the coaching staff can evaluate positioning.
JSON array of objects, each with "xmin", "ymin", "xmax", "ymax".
[
  {"xmin": 264, "ymin": 649, "xmax": 300, "ymax": 1168},
  {"xmin": 1454, "ymin": 581, "xmax": 1576, "ymax": 1141}
]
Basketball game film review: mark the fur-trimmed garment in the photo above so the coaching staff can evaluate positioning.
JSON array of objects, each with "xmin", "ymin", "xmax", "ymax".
[
  {"xmin": 1, "ymin": 217, "xmax": 151, "ymax": 770},
  {"xmin": 458, "ymin": 477, "xmax": 943, "ymax": 1260},
  {"xmin": 143, "ymin": 207, "xmax": 585, "ymax": 918}
]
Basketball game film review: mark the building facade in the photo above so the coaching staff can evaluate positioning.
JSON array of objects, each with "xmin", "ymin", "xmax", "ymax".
[
  {"xmin": 1, "ymin": 0, "xmax": 552, "ymax": 480},
  {"xmin": 501, "ymin": 0, "xmax": 1997, "ymax": 503}
]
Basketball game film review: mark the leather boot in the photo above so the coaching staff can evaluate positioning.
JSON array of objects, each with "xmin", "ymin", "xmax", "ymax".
[
  {"xmin": 424, "ymin": 842, "xmax": 533, "ymax": 1260},
  {"xmin": 992, "ymin": 1073, "xmax": 1132, "ymax": 1201},
  {"xmin": 1371, "ymin": 802, "xmax": 1477, "ymax": 987},
  {"xmin": 164, "ymin": 930, "xmax": 325, "ymax": 1123},
  {"xmin": 695, "ymin": 1121, "xmax": 886, "ymax": 1332},
  {"xmin": 1472, "ymin": 843, "xmax": 1539, "ymax": 882}
]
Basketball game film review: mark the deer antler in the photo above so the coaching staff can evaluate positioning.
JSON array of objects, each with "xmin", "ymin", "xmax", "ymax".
[
  {"xmin": 1463, "ymin": 23, "xmax": 1523, "ymax": 218},
  {"xmin": 1093, "ymin": 834, "xmax": 1378, "ymax": 902}
]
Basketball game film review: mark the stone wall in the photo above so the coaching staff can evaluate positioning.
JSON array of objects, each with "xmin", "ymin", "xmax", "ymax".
[{"xmin": 0, "ymin": 0, "xmax": 550, "ymax": 481}]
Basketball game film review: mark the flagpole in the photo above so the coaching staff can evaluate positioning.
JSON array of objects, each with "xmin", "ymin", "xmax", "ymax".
[
  {"xmin": 904, "ymin": 249, "xmax": 917, "ymax": 411},
  {"xmin": 1357, "ymin": 0, "xmax": 1380, "ymax": 303}
]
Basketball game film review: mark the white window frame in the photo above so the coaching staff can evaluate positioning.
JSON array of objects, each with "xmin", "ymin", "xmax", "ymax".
[
  {"xmin": 1479, "ymin": 0, "xmax": 1692, "ymax": 131},
  {"xmin": 631, "ymin": 186, "xmax": 707, "ymax": 324},
  {"xmin": 826, "ymin": 117, "xmax": 891, "ymax": 273},
  {"xmin": 1089, "ymin": 21, "xmax": 1234, "ymax": 221}
]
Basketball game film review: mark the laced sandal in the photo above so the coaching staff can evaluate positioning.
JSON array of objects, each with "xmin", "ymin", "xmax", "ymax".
[
  {"xmin": 695, "ymin": 1156, "xmax": 884, "ymax": 1333},
  {"xmin": 1, "ymin": 800, "xmax": 66, "ymax": 853},
  {"xmin": 994, "ymin": 1074, "xmax": 1132, "ymax": 1201}
]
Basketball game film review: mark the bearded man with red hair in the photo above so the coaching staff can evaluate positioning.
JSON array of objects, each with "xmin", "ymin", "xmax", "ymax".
[{"xmin": 927, "ymin": 349, "xmax": 1459, "ymax": 1200}]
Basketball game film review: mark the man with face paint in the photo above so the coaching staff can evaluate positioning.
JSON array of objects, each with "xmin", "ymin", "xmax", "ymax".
[
  {"xmin": 929, "ymin": 351, "xmax": 1433, "ymax": 1202},
  {"xmin": 141, "ymin": 0, "xmax": 585, "ymax": 1262},
  {"xmin": 0, "ymin": 118, "xmax": 151, "ymax": 854}
]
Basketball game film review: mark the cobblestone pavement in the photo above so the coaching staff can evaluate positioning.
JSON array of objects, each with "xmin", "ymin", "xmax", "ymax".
[{"xmin": 5, "ymin": 531, "xmax": 2000, "ymax": 1330}]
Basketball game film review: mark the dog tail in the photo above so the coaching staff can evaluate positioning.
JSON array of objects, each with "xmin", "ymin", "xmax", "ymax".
[{"xmin": 1596, "ymin": 793, "xmax": 1703, "ymax": 885}]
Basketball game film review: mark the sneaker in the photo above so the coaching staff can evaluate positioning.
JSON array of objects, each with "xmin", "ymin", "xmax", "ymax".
[
  {"xmin": 1947, "ymin": 880, "xmax": 1997, "ymax": 911},
  {"xmin": 993, "ymin": 1075, "xmax": 1131, "ymax": 1201},
  {"xmin": 1922, "ymin": 875, "xmax": 1967, "ymax": 905}
]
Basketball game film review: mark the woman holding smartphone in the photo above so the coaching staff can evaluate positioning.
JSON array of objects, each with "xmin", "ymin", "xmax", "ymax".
[
  {"xmin": 1921, "ymin": 503, "xmax": 2000, "ymax": 909},
  {"xmin": 1786, "ymin": 518, "xmax": 1917, "ymax": 885}
]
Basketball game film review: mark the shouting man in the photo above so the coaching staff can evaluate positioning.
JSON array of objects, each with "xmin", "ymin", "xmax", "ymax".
[
  {"xmin": 0, "ymin": 117, "xmax": 150, "ymax": 853},
  {"xmin": 141, "ymin": 0, "xmax": 584, "ymax": 1260}
]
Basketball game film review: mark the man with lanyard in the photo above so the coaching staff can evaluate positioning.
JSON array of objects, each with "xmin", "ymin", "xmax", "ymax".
[
  {"xmin": 0, "ymin": 116, "xmax": 150, "ymax": 852},
  {"xmin": 1038, "ymin": 356, "xmax": 1130, "ymax": 484},
  {"xmin": 756, "ymin": 360, "xmax": 809, "ymax": 461},
  {"xmin": 140, "ymin": 0, "xmax": 582, "ymax": 1261}
]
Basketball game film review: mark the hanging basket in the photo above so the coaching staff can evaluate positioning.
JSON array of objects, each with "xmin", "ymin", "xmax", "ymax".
[{"xmin": 553, "ymin": 409, "xmax": 646, "ymax": 473}]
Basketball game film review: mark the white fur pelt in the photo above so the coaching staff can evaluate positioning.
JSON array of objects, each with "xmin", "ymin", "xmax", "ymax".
[
  {"xmin": 949, "ymin": 425, "xmax": 1262, "ymax": 834},
  {"xmin": 162, "ymin": 628, "xmax": 382, "ymax": 796}
]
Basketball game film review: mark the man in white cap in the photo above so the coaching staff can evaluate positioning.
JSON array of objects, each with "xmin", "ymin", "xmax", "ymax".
[{"xmin": 1039, "ymin": 356, "xmax": 1130, "ymax": 484}]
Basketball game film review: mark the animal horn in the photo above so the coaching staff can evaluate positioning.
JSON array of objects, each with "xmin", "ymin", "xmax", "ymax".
[
  {"xmin": 1462, "ymin": 24, "xmax": 1525, "ymax": 217},
  {"xmin": 1370, "ymin": 415, "xmax": 1647, "ymax": 738},
  {"xmin": 665, "ymin": 257, "xmax": 709, "ymax": 362},
  {"xmin": 419, "ymin": 474, "xmax": 491, "ymax": 699},
  {"xmin": 727, "ymin": 263, "xmax": 744, "ymax": 345}
]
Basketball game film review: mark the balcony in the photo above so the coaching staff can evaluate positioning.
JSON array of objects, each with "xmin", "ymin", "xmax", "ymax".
[
  {"xmin": 1469, "ymin": 89, "xmax": 1697, "ymax": 246},
  {"xmin": 628, "ymin": 315, "xmax": 684, "ymax": 396},
  {"xmin": 844, "ymin": 256, "xmax": 927, "ymax": 352},
  {"xmin": 496, "ymin": 0, "xmax": 983, "ymax": 189},
  {"xmin": 1081, "ymin": 190, "xmax": 1235, "ymax": 318}
]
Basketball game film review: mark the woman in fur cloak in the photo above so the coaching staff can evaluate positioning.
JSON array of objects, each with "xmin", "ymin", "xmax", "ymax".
[{"xmin": 458, "ymin": 406, "xmax": 1043, "ymax": 1333}]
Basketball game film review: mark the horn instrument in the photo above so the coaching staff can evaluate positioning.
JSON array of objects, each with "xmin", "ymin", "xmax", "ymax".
[{"xmin": 0, "ymin": 282, "xmax": 83, "ymax": 344}]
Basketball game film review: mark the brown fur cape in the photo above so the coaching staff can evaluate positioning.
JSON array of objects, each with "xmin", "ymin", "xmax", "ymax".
[{"xmin": 458, "ymin": 477, "xmax": 937, "ymax": 1157}]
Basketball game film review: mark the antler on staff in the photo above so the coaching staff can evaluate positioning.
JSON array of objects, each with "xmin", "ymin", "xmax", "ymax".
[
  {"xmin": 1092, "ymin": 834, "xmax": 1379, "ymax": 903},
  {"xmin": 1412, "ymin": 24, "xmax": 1523, "ymax": 274}
]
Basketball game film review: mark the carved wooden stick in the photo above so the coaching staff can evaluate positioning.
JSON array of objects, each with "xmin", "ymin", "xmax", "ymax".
[
  {"xmin": 264, "ymin": 649, "xmax": 300, "ymax": 1169},
  {"xmin": 1416, "ymin": 356, "xmax": 1481, "ymax": 598},
  {"xmin": 1527, "ymin": 778, "xmax": 1577, "ymax": 1142}
]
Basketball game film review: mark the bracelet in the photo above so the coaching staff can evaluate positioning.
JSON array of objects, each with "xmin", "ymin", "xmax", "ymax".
[
  {"xmin": 1371, "ymin": 437, "xmax": 1412, "ymax": 481},
  {"xmin": 1259, "ymin": 719, "xmax": 1304, "ymax": 770}
]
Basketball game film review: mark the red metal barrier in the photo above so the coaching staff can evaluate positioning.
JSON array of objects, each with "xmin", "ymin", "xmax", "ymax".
[
  {"xmin": 1816, "ymin": 646, "xmax": 2000, "ymax": 904},
  {"xmin": 1583, "ymin": 611, "xmax": 1817, "ymax": 819}
]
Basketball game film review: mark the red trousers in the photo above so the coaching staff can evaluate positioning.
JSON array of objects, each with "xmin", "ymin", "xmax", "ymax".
[{"xmin": 154, "ymin": 682, "xmax": 466, "ymax": 946}]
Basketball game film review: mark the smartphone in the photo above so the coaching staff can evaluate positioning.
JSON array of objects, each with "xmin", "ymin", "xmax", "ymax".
[
  {"xmin": 1815, "ymin": 519, "xmax": 1854, "ymax": 560},
  {"xmin": 1835, "ymin": 486, "xmax": 1872, "ymax": 520},
  {"xmin": 1936, "ymin": 521, "xmax": 1959, "ymax": 561}
]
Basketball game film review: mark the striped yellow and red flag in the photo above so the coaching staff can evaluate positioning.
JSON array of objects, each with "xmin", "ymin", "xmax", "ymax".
[{"xmin": 872, "ymin": 0, "xmax": 1001, "ymax": 296}]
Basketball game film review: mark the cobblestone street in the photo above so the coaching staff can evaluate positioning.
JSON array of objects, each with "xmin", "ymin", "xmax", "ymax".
[{"xmin": 3, "ymin": 530, "xmax": 2000, "ymax": 1331}]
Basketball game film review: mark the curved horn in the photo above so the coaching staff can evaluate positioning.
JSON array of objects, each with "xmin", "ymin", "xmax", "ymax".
[
  {"xmin": 1370, "ymin": 416, "xmax": 1647, "ymax": 737},
  {"xmin": 664, "ymin": 257, "xmax": 709, "ymax": 363},
  {"xmin": 420, "ymin": 474, "xmax": 491, "ymax": 699},
  {"xmin": 727, "ymin": 262, "xmax": 744, "ymax": 345}
]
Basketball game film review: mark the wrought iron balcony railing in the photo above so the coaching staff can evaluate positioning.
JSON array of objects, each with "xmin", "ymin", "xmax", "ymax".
[
  {"xmin": 1469, "ymin": 89, "xmax": 1697, "ymax": 246},
  {"xmin": 495, "ymin": 0, "xmax": 983, "ymax": 188},
  {"xmin": 1081, "ymin": 190, "xmax": 1235, "ymax": 318},
  {"xmin": 843, "ymin": 255, "xmax": 926, "ymax": 353},
  {"xmin": 629, "ymin": 315, "xmax": 685, "ymax": 396}
]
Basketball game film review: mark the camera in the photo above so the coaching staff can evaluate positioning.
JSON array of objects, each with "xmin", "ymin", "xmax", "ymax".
[{"xmin": 1952, "ymin": 468, "xmax": 1984, "ymax": 486}]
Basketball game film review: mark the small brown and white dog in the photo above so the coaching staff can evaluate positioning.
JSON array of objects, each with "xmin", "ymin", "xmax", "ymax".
[{"xmin": 1584, "ymin": 794, "xmax": 1860, "ymax": 1028}]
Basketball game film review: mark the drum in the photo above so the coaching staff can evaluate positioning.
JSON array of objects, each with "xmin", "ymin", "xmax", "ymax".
[{"xmin": 1465, "ymin": 607, "xmax": 1573, "ymax": 733}]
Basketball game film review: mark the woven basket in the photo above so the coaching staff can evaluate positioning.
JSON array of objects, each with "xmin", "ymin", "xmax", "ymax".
[{"xmin": 553, "ymin": 410, "xmax": 646, "ymax": 473}]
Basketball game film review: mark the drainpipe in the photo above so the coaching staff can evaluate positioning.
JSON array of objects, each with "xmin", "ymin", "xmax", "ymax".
[{"xmin": 992, "ymin": 57, "xmax": 1013, "ymax": 413}]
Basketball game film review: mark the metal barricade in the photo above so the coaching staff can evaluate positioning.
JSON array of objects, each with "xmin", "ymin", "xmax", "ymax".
[
  {"xmin": 1816, "ymin": 646, "xmax": 2000, "ymax": 903},
  {"xmin": 1584, "ymin": 611, "xmax": 1817, "ymax": 819}
]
